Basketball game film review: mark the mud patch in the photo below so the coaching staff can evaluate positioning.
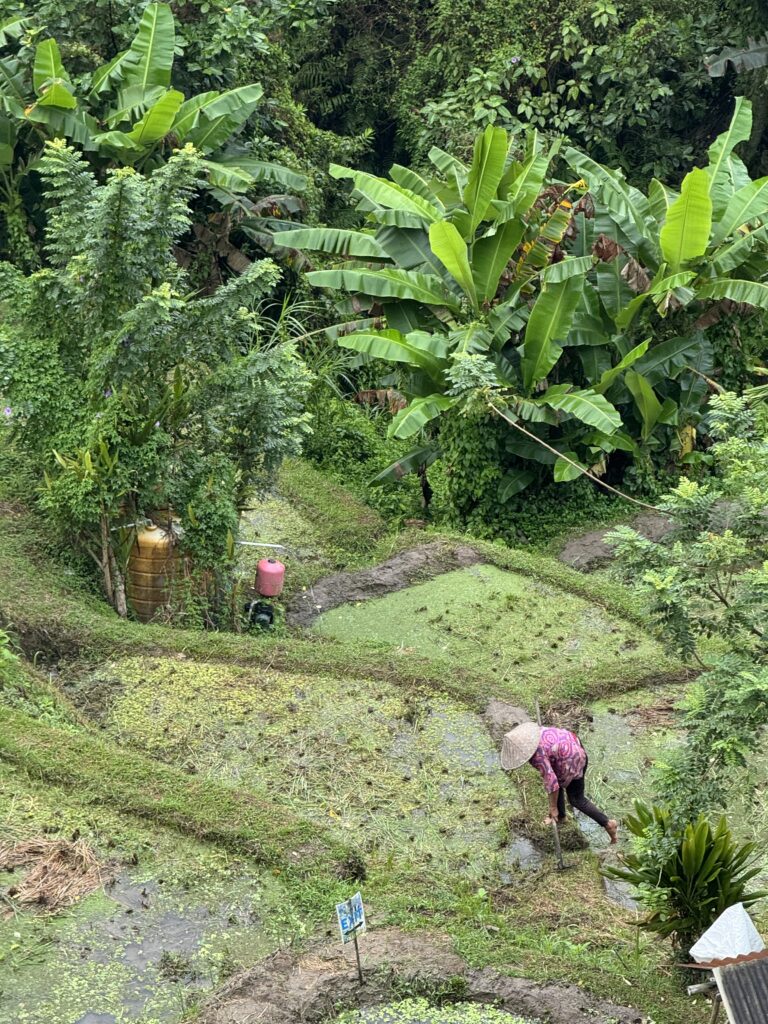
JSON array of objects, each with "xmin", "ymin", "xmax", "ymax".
[
  {"xmin": 285, "ymin": 542, "xmax": 483, "ymax": 627},
  {"xmin": 558, "ymin": 513, "xmax": 673, "ymax": 572},
  {"xmin": 198, "ymin": 928, "xmax": 643, "ymax": 1024}
]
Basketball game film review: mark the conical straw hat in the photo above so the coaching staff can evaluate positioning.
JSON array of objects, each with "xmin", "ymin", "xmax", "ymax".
[{"xmin": 500, "ymin": 722, "xmax": 541, "ymax": 770}]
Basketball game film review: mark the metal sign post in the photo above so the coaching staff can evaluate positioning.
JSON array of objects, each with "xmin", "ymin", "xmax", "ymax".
[{"xmin": 336, "ymin": 892, "xmax": 366, "ymax": 984}]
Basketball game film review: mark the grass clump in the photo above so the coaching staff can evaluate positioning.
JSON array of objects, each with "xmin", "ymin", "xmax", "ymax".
[{"xmin": 0, "ymin": 705, "xmax": 352, "ymax": 874}]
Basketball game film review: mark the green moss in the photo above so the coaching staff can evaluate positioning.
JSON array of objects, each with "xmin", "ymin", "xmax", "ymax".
[
  {"xmin": 314, "ymin": 564, "xmax": 670, "ymax": 706},
  {"xmin": 334, "ymin": 1001, "xmax": 531, "ymax": 1023}
]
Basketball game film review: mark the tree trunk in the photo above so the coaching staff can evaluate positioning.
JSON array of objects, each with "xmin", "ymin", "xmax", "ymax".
[{"xmin": 99, "ymin": 511, "xmax": 114, "ymax": 608}]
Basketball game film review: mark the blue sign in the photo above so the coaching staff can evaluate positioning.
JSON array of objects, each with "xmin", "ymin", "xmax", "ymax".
[{"xmin": 336, "ymin": 891, "xmax": 366, "ymax": 944}]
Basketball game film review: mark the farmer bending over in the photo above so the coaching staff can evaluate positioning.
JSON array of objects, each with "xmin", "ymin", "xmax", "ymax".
[{"xmin": 501, "ymin": 723, "xmax": 618, "ymax": 844}]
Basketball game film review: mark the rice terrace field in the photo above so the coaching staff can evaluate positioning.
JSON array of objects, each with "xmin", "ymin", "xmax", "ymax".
[{"xmin": 2, "ymin": 1, "xmax": 768, "ymax": 1021}]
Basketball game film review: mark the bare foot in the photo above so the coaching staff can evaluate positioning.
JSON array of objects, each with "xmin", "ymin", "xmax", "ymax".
[{"xmin": 605, "ymin": 819, "xmax": 618, "ymax": 844}]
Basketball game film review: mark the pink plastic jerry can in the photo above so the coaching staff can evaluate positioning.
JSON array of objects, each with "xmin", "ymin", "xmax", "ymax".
[{"xmin": 256, "ymin": 557, "xmax": 285, "ymax": 597}]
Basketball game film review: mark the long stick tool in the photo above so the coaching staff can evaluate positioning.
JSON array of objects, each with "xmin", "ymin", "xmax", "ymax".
[{"xmin": 535, "ymin": 701, "xmax": 573, "ymax": 871}]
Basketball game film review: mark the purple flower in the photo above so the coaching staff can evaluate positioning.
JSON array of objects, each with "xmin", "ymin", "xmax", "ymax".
[
  {"xmin": 3, "ymin": 407, "xmax": 11, "ymax": 417},
  {"xmin": 103, "ymin": 388, "xmax": 112, "ymax": 398},
  {"xmin": 510, "ymin": 56, "xmax": 521, "ymax": 64}
]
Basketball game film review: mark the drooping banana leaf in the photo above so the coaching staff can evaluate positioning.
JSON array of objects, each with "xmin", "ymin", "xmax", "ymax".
[
  {"xmin": 698, "ymin": 278, "xmax": 768, "ymax": 309},
  {"xmin": 337, "ymin": 329, "xmax": 448, "ymax": 376},
  {"xmin": 633, "ymin": 333, "xmax": 708, "ymax": 386},
  {"xmin": 124, "ymin": 89, "xmax": 183, "ymax": 146},
  {"xmin": 429, "ymin": 220, "xmax": 477, "ymax": 306},
  {"xmin": 712, "ymin": 176, "xmax": 768, "ymax": 244},
  {"xmin": 541, "ymin": 256, "xmax": 594, "ymax": 283},
  {"xmin": 498, "ymin": 468, "xmax": 535, "ymax": 500},
  {"xmin": 706, "ymin": 97, "xmax": 753, "ymax": 219},
  {"xmin": 712, "ymin": 224, "xmax": 768, "ymax": 275},
  {"xmin": 614, "ymin": 271, "xmax": 697, "ymax": 329},
  {"xmin": 554, "ymin": 453, "xmax": 587, "ymax": 482},
  {"xmin": 182, "ymin": 84, "xmax": 263, "ymax": 154},
  {"xmin": 428, "ymin": 145, "xmax": 469, "ymax": 190},
  {"xmin": 648, "ymin": 179, "xmax": 678, "ymax": 223},
  {"xmin": 538, "ymin": 385, "xmax": 622, "ymax": 432},
  {"xmin": 707, "ymin": 37, "xmax": 768, "ymax": 77},
  {"xmin": 389, "ymin": 164, "xmax": 445, "ymax": 209},
  {"xmin": 277, "ymin": 227, "xmax": 388, "ymax": 258},
  {"xmin": 625, "ymin": 369, "xmax": 663, "ymax": 439},
  {"xmin": 331, "ymin": 164, "xmax": 441, "ymax": 222},
  {"xmin": 307, "ymin": 267, "xmax": 459, "ymax": 308},
  {"xmin": 389, "ymin": 394, "xmax": 455, "ymax": 439},
  {"xmin": 371, "ymin": 444, "xmax": 441, "ymax": 485},
  {"xmin": 521, "ymin": 273, "xmax": 585, "ymax": 390}
]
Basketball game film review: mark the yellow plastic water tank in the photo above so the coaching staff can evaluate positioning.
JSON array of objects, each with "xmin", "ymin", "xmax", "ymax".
[{"xmin": 126, "ymin": 524, "xmax": 178, "ymax": 623}]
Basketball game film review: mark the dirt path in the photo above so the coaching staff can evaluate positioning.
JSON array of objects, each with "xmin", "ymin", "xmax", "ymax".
[
  {"xmin": 285, "ymin": 542, "xmax": 483, "ymax": 628},
  {"xmin": 198, "ymin": 927, "xmax": 644, "ymax": 1023}
]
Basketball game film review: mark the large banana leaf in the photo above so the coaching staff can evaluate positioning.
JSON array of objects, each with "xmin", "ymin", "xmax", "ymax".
[
  {"xmin": 472, "ymin": 220, "xmax": 525, "ymax": 301},
  {"xmin": 369, "ymin": 209, "xmax": 428, "ymax": 230},
  {"xmin": 648, "ymin": 179, "xmax": 678, "ymax": 222},
  {"xmin": 216, "ymin": 155, "xmax": 306, "ymax": 190},
  {"xmin": 428, "ymin": 221, "xmax": 477, "ymax": 306},
  {"xmin": 554, "ymin": 453, "xmax": 587, "ymax": 482},
  {"xmin": 521, "ymin": 274, "xmax": 585, "ymax": 390},
  {"xmin": 89, "ymin": 49, "xmax": 133, "ymax": 97},
  {"xmin": 595, "ymin": 256, "xmax": 635, "ymax": 322},
  {"xmin": 625, "ymin": 369, "xmax": 663, "ymax": 439},
  {"xmin": 541, "ymin": 256, "xmax": 594, "ymax": 283},
  {"xmin": 0, "ymin": 15, "xmax": 25, "ymax": 45},
  {"xmin": 712, "ymin": 223, "xmax": 768, "ymax": 275},
  {"xmin": 633, "ymin": 333, "xmax": 705, "ymax": 386},
  {"xmin": 106, "ymin": 84, "xmax": 165, "ymax": 127},
  {"xmin": 569, "ymin": 283, "xmax": 610, "ymax": 346},
  {"xmin": 500, "ymin": 139, "xmax": 551, "ymax": 214},
  {"xmin": 707, "ymin": 97, "xmax": 753, "ymax": 218},
  {"xmin": 712, "ymin": 176, "xmax": 768, "ymax": 244},
  {"xmin": 390, "ymin": 394, "xmax": 455, "ymax": 439},
  {"xmin": 181, "ymin": 84, "xmax": 263, "ymax": 154},
  {"xmin": 707, "ymin": 38, "xmax": 768, "ymax": 77},
  {"xmin": 278, "ymin": 227, "xmax": 388, "ymax": 258},
  {"xmin": 123, "ymin": 2, "xmax": 175, "ymax": 91},
  {"xmin": 659, "ymin": 168, "xmax": 712, "ymax": 272},
  {"xmin": 538, "ymin": 385, "xmax": 622, "ymax": 432},
  {"xmin": 337, "ymin": 329, "xmax": 447, "ymax": 375},
  {"xmin": 698, "ymin": 278, "xmax": 768, "ymax": 309},
  {"xmin": 33, "ymin": 40, "xmax": 76, "ymax": 109},
  {"xmin": 125, "ymin": 88, "xmax": 183, "ymax": 146},
  {"xmin": 331, "ymin": 165, "xmax": 441, "ymax": 222},
  {"xmin": 463, "ymin": 124, "xmax": 508, "ymax": 234},
  {"xmin": 307, "ymin": 267, "xmax": 458, "ymax": 308}
]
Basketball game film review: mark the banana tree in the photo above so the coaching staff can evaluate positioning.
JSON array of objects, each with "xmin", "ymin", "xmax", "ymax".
[
  {"xmin": 279, "ymin": 127, "xmax": 652, "ymax": 494},
  {"xmin": 0, "ymin": 4, "xmax": 305, "ymax": 263},
  {"xmin": 563, "ymin": 97, "xmax": 768, "ymax": 454}
]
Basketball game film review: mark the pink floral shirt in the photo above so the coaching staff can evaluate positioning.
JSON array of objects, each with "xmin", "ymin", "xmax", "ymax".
[{"xmin": 529, "ymin": 727, "xmax": 586, "ymax": 794}]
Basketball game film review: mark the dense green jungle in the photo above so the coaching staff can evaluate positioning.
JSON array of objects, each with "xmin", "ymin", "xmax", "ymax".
[{"xmin": 2, "ymin": 2, "xmax": 768, "ymax": 1023}]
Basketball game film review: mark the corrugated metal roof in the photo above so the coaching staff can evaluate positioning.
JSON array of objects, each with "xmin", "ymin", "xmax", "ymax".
[{"xmin": 716, "ymin": 956, "xmax": 768, "ymax": 1023}]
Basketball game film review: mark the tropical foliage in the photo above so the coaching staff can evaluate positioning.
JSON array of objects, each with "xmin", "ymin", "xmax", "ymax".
[
  {"xmin": 0, "ymin": 141, "xmax": 310, "ymax": 618},
  {"xmin": 288, "ymin": 103, "xmax": 768, "ymax": 505},
  {"xmin": 0, "ymin": 3, "xmax": 306, "ymax": 268},
  {"xmin": 603, "ymin": 802, "xmax": 768, "ymax": 952}
]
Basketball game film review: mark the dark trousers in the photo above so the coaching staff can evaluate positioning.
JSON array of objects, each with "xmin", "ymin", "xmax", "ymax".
[{"xmin": 556, "ymin": 755, "xmax": 609, "ymax": 828}]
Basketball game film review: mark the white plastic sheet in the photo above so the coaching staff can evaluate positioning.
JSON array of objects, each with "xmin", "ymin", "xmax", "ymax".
[{"xmin": 691, "ymin": 903, "xmax": 766, "ymax": 964}]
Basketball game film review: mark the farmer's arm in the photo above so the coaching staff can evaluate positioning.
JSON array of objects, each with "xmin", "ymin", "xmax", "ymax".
[{"xmin": 530, "ymin": 750, "xmax": 560, "ymax": 819}]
